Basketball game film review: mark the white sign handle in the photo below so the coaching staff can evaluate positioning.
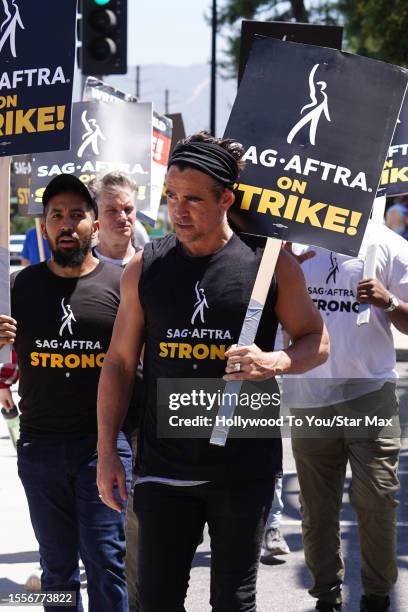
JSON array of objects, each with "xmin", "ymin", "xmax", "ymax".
[
  {"xmin": 356, "ymin": 196, "xmax": 386, "ymax": 327},
  {"xmin": 210, "ymin": 237, "xmax": 282, "ymax": 446},
  {"xmin": 0, "ymin": 157, "xmax": 11, "ymax": 363}
]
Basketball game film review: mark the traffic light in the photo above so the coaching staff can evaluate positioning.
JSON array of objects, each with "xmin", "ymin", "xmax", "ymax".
[{"xmin": 80, "ymin": 0, "xmax": 127, "ymax": 75}]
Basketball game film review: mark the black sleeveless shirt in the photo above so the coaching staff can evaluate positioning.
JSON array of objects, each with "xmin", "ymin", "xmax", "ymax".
[
  {"xmin": 11, "ymin": 261, "xmax": 122, "ymax": 438},
  {"xmin": 138, "ymin": 232, "xmax": 282, "ymax": 481}
]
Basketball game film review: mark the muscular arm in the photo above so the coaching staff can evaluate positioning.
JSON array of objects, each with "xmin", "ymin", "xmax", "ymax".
[
  {"xmin": 274, "ymin": 249, "xmax": 329, "ymax": 373},
  {"xmin": 97, "ymin": 251, "xmax": 145, "ymax": 510},
  {"xmin": 224, "ymin": 250, "xmax": 329, "ymax": 381},
  {"xmin": 98, "ymin": 251, "xmax": 145, "ymax": 450}
]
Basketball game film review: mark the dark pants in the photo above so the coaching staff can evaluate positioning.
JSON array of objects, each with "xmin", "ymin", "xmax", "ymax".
[
  {"xmin": 133, "ymin": 479, "xmax": 275, "ymax": 612},
  {"xmin": 17, "ymin": 433, "xmax": 132, "ymax": 612}
]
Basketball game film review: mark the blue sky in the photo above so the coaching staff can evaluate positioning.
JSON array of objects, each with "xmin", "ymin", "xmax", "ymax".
[{"xmin": 128, "ymin": 0, "xmax": 226, "ymax": 66}]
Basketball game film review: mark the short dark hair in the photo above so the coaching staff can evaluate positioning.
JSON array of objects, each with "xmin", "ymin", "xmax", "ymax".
[{"xmin": 176, "ymin": 131, "xmax": 246, "ymax": 200}]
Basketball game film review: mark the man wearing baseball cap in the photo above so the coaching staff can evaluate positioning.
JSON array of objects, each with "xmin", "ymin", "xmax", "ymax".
[{"xmin": 0, "ymin": 174, "xmax": 132, "ymax": 612}]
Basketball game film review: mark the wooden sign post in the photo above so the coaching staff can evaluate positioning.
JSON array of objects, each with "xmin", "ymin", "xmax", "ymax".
[
  {"xmin": 0, "ymin": 158, "xmax": 11, "ymax": 362},
  {"xmin": 210, "ymin": 237, "xmax": 282, "ymax": 446}
]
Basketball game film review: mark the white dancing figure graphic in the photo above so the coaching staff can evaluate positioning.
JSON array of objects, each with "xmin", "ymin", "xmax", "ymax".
[
  {"xmin": 326, "ymin": 252, "xmax": 339, "ymax": 284},
  {"xmin": 59, "ymin": 298, "xmax": 76, "ymax": 337},
  {"xmin": 191, "ymin": 281, "xmax": 209, "ymax": 325},
  {"xmin": 0, "ymin": 0, "xmax": 24, "ymax": 58},
  {"xmin": 287, "ymin": 63, "xmax": 331, "ymax": 146},
  {"xmin": 77, "ymin": 110, "xmax": 106, "ymax": 158}
]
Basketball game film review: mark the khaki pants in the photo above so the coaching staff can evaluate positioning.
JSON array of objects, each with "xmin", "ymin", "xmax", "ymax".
[
  {"xmin": 125, "ymin": 433, "xmax": 139, "ymax": 612},
  {"xmin": 291, "ymin": 384, "xmax": 400, "ymax": 605},
  {"xmin": 125, "ymin": 481, "xmax": 139, "ymax": 612}
]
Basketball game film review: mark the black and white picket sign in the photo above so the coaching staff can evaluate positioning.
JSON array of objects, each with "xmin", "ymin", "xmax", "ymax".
[
  {"xmin": 11, "ymin": 154, "xmax": 31, "ymax": 215},
  {"xmin": 0, "ymin": 0, "xmax": 76, "ymax": 157},
  {"xmin": 0, "ymin": 0, "xmax": 76, "ymax": 362},
  {"xmin": 210, "ymin": 37, "xmax": 408, "ymax": 446},
  {"xmin": 382, "ymin": 92, "xmax": 408, "ymax": 197},
  {"xmin": 83, "ymin": 77, "xmax": 172, "ymax": 226},
  {"xmin": 29, "ymin": 102, "xmax": 152, "ymax": 215},
  {"xmin": 226, "ymin": 37, "xmax": 408, "ymax": 257},
  {"xmin": 238, "ymin": 20, "xmax": 343, "ymax": 83}
]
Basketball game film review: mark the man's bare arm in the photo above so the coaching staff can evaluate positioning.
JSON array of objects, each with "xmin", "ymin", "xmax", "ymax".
[
  {"xmin": 224, "ymin": 250, "xmax": 329, "ymax": 381},
  {"xmin": 97, "ymin": 251, "xmax": 145, "ymax": 511},
  {"xmin": 97, "ymin": 252, "xmax": 145, "ymax": 450},
  {"xmin": 274, "ymin": 249, "xmax": 329, "ymax": 373}
]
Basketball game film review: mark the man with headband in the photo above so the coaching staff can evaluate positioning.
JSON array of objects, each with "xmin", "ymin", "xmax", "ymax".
[{"xmin": 96, "ymin": 132, "xmax": 329, "ymax": 611}]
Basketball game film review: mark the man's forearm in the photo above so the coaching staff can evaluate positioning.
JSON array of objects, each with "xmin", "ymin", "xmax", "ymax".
[
  {"xmin": 276, "ymin": 331, "xmax": 329, "ymax": 375},
  {"xmin": 97, "ymin": 357, "xmax": 135, "ymax": 454},
  {"xmin": 357, "ymin": 278, "xmax": 408, "ymax": 334}
]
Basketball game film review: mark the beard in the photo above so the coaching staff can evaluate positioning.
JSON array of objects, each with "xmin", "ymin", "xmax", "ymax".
[{"xmin": 51, "ymin": 233, "xmax": 93, "ymax": 267}]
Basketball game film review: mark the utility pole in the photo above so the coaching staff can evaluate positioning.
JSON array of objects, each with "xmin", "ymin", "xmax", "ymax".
[
  {"xmin": 210, "ymin": 0, "xmax": 217, "ymax": 135},
  {"xmin": 165, "ymin": 89, "xmax": 169, "ymax": 114},
  {"xmin": 136, "ymin": 65, "xmax": 140, "ymax": 98}
]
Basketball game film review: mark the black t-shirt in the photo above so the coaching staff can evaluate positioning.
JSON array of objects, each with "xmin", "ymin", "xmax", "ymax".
[
  {"xmin": 138, "ymin": 232, "xmax": 282, "ymax": 481},
  {"xmin": 91, "ymin": 245, "xmax": 144, "ymax": 435},
  {"xmin": 11, "ymin": 261, "xmax": 122, "ymax": 438}
]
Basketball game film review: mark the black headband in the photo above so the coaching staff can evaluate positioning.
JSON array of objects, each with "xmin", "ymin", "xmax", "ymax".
[{"xmin": 168, "ymin": 142, "xmax": 239, "ymax": 188}]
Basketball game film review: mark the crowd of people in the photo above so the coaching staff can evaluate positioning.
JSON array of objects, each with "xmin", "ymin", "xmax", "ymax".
[{"xmin": 1, "ymin": 132, "xmax": 407, "ymax": 612}]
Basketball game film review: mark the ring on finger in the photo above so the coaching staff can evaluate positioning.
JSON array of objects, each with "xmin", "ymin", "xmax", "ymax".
[{"xmin": 233, "ymin": 362, "xmax": 241, "ymax": 372}]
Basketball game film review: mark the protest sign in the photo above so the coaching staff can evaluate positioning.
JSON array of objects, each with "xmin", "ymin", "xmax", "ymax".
[
  {"xmin": 211, "ymin": 38, "xmax": 407, "ymax": 446},
  {"xmin": 381, "ymin": 92, "xmax": 408, "ymax": 197},
  {"xmin": 225, "ymin": 37, "xmax": 408, "ymax": 257},
  {"xmin": 159, "ymin": 113, "xmax": 186, "ymax": 207},
  {"xmin": 166, "ymin": 113, "xmax": 186, "ymax": 153},
  {"xmin": 238, "ymin": 20, "xmax": 343, "ymax": 83},
  {"xmin": 29, "ymin": 101, "xmax": 152, "ymax": 215},
  {"xmin": 0, "ymin": 1, "xmax": 76, "ymax": 359},
  {"xmin": 144, "ymin": 112, "xmax": 172, "ymax": 225},
  {"xmin": 83, "ymin": 76, "xmax": 137, "ymax": 105},
  {"xmin": 11, "ymin": 154, "xmax": 31, "ymax": 215},
  {"xmin": 83, "ymin": 77, "xmax": 172, "ymax": 225},
  {"xmin": 0, "ymin": 0, "xmax": 76, "ymax": 157}
]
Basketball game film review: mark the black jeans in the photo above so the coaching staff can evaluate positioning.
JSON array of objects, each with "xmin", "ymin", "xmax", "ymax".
[{"xmin": 133, "ymin": 478, "xmax": 275, "ymax": 612}]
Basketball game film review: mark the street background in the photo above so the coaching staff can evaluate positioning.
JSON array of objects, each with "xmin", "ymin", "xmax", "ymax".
[{"xmin": 1, "ymin": 334, "xmax": 407, "ymax": 611}]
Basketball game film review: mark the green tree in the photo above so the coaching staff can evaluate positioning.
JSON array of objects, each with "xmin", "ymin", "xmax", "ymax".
[
  {"xmin": 219, "ymin": 0, "xmax": 309, "ymax": 24},
  {"xmin": 338, "ymin": 0, "xmax": 408, "ymax": 67},
  {"xmin": 218, "ymin": 0, "xmax": 408, "ymax": 76}
]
